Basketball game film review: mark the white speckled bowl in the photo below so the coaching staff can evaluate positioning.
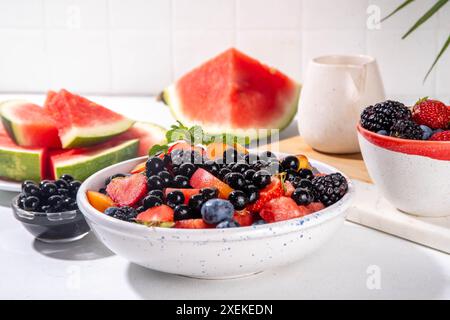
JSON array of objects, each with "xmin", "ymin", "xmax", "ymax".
[
  {"xmin": 77, "ymin": 156, "xmax": 354, "ymax": 279},
  {"xmin": 358, "ymin": 124, "xmax": 450, "ymax": 217}
]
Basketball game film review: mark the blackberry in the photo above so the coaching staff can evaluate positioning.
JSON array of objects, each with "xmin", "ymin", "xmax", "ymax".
[
  {"xmin": 312, "ymin": 173, "xmax": 348, "ymax": 207},
  {"xmin": 390, "ymin": 120, "xmax": 423, "ymax": 140},
  {"xmin": 105, "ymin": 206, "xmax": 138, "ymax": 222},
  {"xmin": 360, "ymin": 100, "xmax": 411, "ymax": 133}
]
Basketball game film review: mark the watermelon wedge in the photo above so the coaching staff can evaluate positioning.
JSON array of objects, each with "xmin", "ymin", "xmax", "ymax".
[
  {"xmin": 0, "ymin": 124, "xmax": 47, "ymax": 181},
  {"xmin": 44, "ymin": 89, "xmax": 135, "ymax": 149},
  {"xmin": 162, "ymin": 48, "xmax": 300, "ymax": 138},
  {"xmin": 116, "ymin": 122, "xmax": 166, "ymax": 156},
  {"xmin": 49, "ymin": 138, "xmax": 139, "ymax": 181},
  {"xmin": 0, "ymin": 100, "xmax": 61, "ymax": 148}
]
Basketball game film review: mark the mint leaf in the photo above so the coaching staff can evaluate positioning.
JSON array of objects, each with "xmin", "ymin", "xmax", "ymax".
[{"xmin": 148, "ymin": 144, "xmax": 168, "ymax": 156}]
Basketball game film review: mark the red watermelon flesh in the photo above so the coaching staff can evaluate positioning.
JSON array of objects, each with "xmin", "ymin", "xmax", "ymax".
[
  {"xmin": 115, "ymin": 122, "xmax": 166, "ymax": 156},
  {"xmin": 0, "ymin": 100, "xmax": 61, "ymax": 148},
  {"xmin": 163, "ymin": 48, "xmax": 300, "ymax": 136},
  {"xmin": 44, "ymin": 89, "xmax": 134, "ymax": 149}
]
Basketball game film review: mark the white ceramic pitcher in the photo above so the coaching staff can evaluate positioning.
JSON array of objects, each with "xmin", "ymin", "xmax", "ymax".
[{"xmin": 298, "ymin": 55, "xmax": 385, "ymax": 154}]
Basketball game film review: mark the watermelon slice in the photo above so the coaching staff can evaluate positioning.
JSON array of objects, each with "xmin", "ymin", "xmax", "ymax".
[
  {"xmin": 0, "ymin": 100, "xmax": 61, "ymax": 148},
  {"xmin": 0, "ymin": 124, "xmax": 47, "ymax": 181},
  {"xmin": 49, "ymin": 138, "xmax": 139, "ymax": 181},
  {"xmin": 162, "ymin": 48, "xmax": 300, "ymax": 138},
  {"xmin": 44, "ymin": 89, "xmax": 135, "ymax": 149},
  {"xmin": 115, "ymin": 122, "xmax": 166, "ymax": 156}
]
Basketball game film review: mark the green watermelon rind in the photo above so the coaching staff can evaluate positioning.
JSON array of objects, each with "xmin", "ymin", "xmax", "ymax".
[
  {"xmin": 162, "ymin": 83, "xmax": 301, "ymax": 140},
  {"xmin": 0, "ymin": 100, "xmax": 33, "ymax": 146},
  {"xmin": 60, "ymin": 118, "xmax": 135, "ymax": 149},
  {"xmin": 0, "ymin": 144, "xmax": 44, "ymax": 182},
  {"xmin": 52, "ymin": 139, "xmax": 139, "ymax": 181}
]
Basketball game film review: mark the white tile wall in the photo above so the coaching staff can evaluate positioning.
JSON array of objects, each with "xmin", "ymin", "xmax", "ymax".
[{"xmin": 0, "ymin": 0, "xmax": 448, "ymax": 102}]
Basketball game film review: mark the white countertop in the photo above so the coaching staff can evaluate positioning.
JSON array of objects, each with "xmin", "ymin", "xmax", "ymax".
[
  {"xmin": 0, "ymin": 94, "xmax": 449, "ymax": 299},
  {"xmin": 1, "ymin": 188, "xmax": 449, "ymax": 300}
]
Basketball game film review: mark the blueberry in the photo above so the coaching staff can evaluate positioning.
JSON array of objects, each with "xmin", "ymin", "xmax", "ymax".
[
  {"xmin": 40, "ymin": 205, "xmax": 52, "ymax": 213},
  {"xmin": 148, "ymin": 189, "xmax": 164, "ymax": 200},
  {"xmin": 243, "ymin": 169, "xmax": 256, "ymax": 181},
  {"xmin": 146, "ymin": 157, "xmax": 165, "ymax": 176},
  {"xmin": 201, "ymin": 199, "xmax": 234, "ymax": 224},
  {"xmin": 377, "ymin": 130, "xmax": 388, "ymax": 136},
  {"xmin": 142, "ymin": 195, "xmax": 163, "ymax": 209},
  {"xmin": 136, "ymin": 206, "xmax": 146, "ymax": 213},
  {"xmin": 23, "ymin": 183, "xmax": 41, "ymax": 198},
  {"xmin": 21, "ymin": 180, "xmax": 36, "ymax": 192},
  {"xmin": 105, "ymin": 207, "xmax": 119, "ymax": 216},
  {"xmin": 244, "ymin": 184, "xmax": 259, "ymax": 203},
  {"xmin": 173, "ymin": 175, "xmax": 190, "ymax": 188},
  {"xmin": 39, "ymin": 180, "xmax": 51, "ymax": 188},
  {"xmin": 253, "ymin": 160, "xmax": 268, "ymax": 171},
  {"xmin": 228, "ymin": 190, "xmax": 248, "ymax": 210},
  {"xmin": 166, "ymin": 191, "xmax": 185, "ymax": 208},
  {"xmin": 57, "ymin": 188, "xmax": 70, "ymax": 197},
  {"xmin": 227, "ymin": 162, "xmax": 236, "ymax": 170},
  {"xmin": 259, "ymin": 151, "xmax": 278, "ymax": 162},
  {"xmin": 252, "ymin": 170, "xmax": 271, "ymax": 189},
  {"xmin": 157, "ymin": 171, "xmax": 173, "ymax": 187},
  {"xmin": 285, "ymin": 169, "xmax": 298, "ymax": 183},
  {"xmin": 68, "ymin": 180, "xmax": 82, "ymax": 193},
  {"xmin": 173, "ymin": 204, "xmax": 195, "ymax": 221},
  {"xmin": 179, "ymin": 163, "xmax": 196, "ymax": 178},
  {"xmin": 200, "ymin": 187, "xmax": 219, "ymax": 201},
  {"xmin": 219, "ymin": 168, "xmax": 232, "ymax": 179},
  {"xmin": 420, "ymin": 125, "xmax": 433, "ymax": 140},
  {"xmin": 60, "ymin": 174, "xmax": 74, "ymax": 182},
  {"xmin": 54, "ymin": 179, "xmax": 69, "ymax": 189},
  {"xmin": 105, "ymin": 173, "xmax": 126, "ymax": 186},
  {"xmin": 188, "ymin": 194, "xmax": 205, "ymax": 214},
  {"xmin": 216, "ymin": 220, "xmax": 240, "ymax": 229},
  {"xmin": 292, "ymin": 188, "xmax": 313, "ymax": 206},
  {"xmin": 244, "ymin": 153, "xmax": 259, "ymax": 165},
  {"xmin": 203, "ymin": 160, "xmax": 220, "ymax": 176},
  {"xmin": 23, "ymin": 196, "xmax": 40, "ymax": 211},
  {"xmin": 224, "ymin": 172, "xmax": 246, "ymax": 190},
  {"xmin": 298, "ymin": 179, "xmax": 313, "ymax": 190},
  {"xmin": 98, "ymin": 187, "xmax": 107, "ymax": 195},
  {"xmin": 298, "ymin": 168, "xmax": 313, "ymax": 180},
  {"xmin": 147, "ymin": 175, "xmax": 164, "ymax": 190},
  {"xmin": 252, "ymin": 220, "xmax": 266, "ymax": 226},
  {"xmin": 40, "ymin": 182, "xmax": 57, "ymax": 198},
  {"xmin": 232, "ymin": 162, "xmax": 250, "ymax": 174},
  {"xmin": 47, "ymin": 195, "xmax": 64, "ymax": 208},
  {"xmin": 281, "ymin": 156, "xmax": 299, "ymax": 171}
]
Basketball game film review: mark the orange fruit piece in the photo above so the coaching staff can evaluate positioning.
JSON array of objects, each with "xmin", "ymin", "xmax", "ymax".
[
  {"xmin": 86, "ymin": 191, "xmax": 116, "ymax": 213},
  {"xmin": 206, "ymin": 142, "xmax": 248, "ymax": 160},
  {"xmin": 130, "ymin": 161, "xmax": 146, "ymax": 174}
]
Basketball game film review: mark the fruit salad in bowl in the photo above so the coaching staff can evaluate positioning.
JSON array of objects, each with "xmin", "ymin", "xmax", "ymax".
[
  {"xmin": 77, "ymin": 134, "xmax": 353, "ymax": 279},
  {"xmin": 358, "ymin": 98, "xmax": 450, "ymax": 217}
]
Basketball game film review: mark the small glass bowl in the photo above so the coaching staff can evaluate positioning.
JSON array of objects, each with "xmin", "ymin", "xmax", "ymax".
[{"xmin": 11, "ymin": 195, "xmax": 90, "ymax": 243}]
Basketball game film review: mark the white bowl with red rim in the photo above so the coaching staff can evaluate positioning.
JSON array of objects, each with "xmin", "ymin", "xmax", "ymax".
[
  {"xmin": 77, "ymin": 155, "xmax": 354, "ymax": 279},
  {"xmin": 357, "ymin": 123, "xmax": 450, "ymax": 217}
]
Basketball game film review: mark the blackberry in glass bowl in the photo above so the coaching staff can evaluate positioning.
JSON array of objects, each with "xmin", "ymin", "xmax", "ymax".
[{"xmin": 11, "ymin": 175, "xmax": 90, "ymax": 243}]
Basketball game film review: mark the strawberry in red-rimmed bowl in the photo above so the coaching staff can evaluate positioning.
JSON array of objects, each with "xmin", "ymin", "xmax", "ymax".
[{"xmin": 358, "ymin": 98, "xmax": 450, "ymax": 217}]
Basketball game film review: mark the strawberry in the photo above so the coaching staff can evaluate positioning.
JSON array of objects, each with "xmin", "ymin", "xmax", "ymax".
[
  {"xmin": 247, "ymin": 177, "xmax": 284, "ymax": 213},
  {"xmin": 136, "ymin": 205, "xmax": 174, "ymax": 224},
  {"xmin": 306, "ymin": 202, "xmax": 326, "ymax": 213},
  {"xmin": 233, "ymin": 209, "xmax": 254, "ymax": 227},
  {"xmin": 429, "ymin": 130, "xmax": 450, "ymax": 141},
  {"xmin": 106, "ymin": 173, "xmax": 147, "ymax": 207},
  {"xmin": 260, "ymin": 197, "xmax": 308, "ymax": 223},
  {"xmin": 174, "ymin": 219, "xmax": 214, "ymax": 229},
  {"xmin": 412, "ymin": 98, "xmax": 449, "ymax": 129}
]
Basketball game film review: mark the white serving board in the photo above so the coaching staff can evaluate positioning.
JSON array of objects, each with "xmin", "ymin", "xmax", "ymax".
[{"xmin": 347, "ymin": 180, "xmax": 450, "ymax": 254}]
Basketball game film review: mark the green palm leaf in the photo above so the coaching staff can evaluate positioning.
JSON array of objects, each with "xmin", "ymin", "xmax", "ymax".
[
  {"xmin": 424, "ymin": 35, "xmax": 450, "ymax": 82},
  {"xmin": 382, "ymin": 0, "xmax": 449, "ymax": 81},
  {"xmin": 381, "ymin": 0, "xmax": 415, "ymax": 22},
  {"xmin": 402, "ymin": 0, "xmax": 448, "ymax": 39}
]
